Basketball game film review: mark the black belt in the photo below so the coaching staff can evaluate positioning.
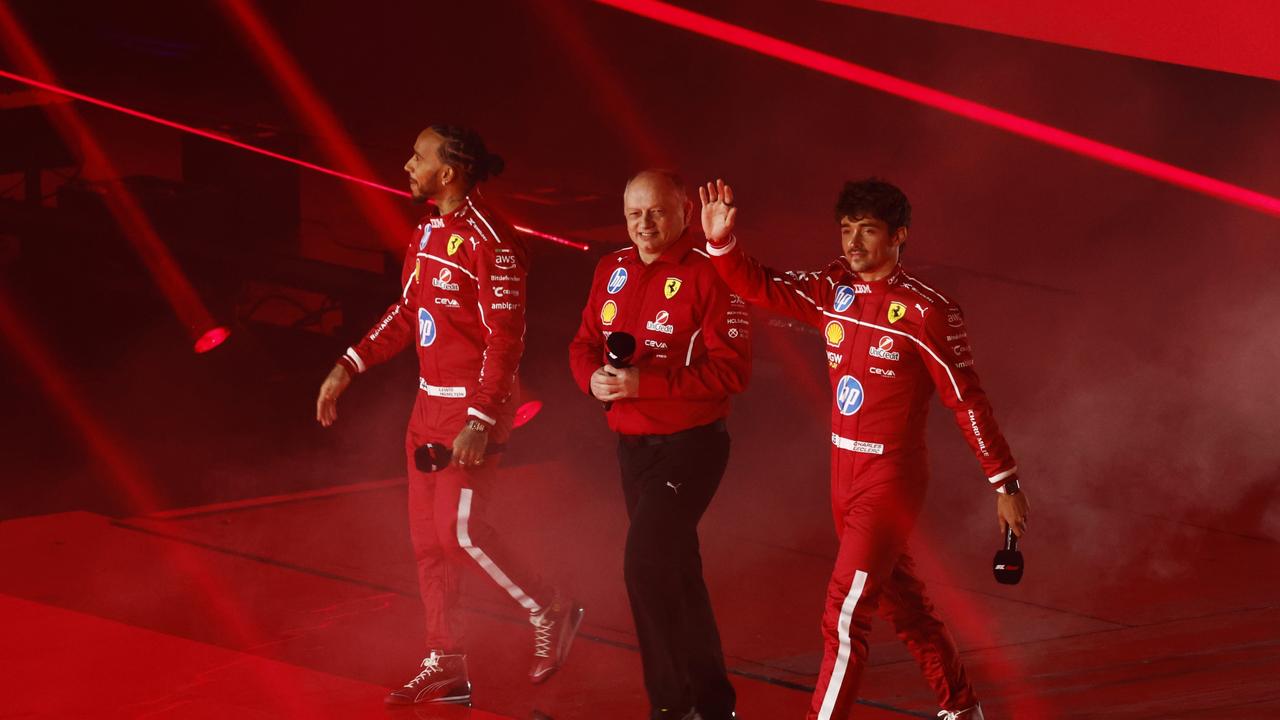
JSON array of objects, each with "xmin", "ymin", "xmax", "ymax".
[{"xmin": 619, "ymin": 419, "xmax": 727, "ymax": 447}]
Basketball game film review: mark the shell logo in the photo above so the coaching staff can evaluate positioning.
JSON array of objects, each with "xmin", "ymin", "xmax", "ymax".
[
  {"xmin": 825, "ymin": 320, "xmax": 845, "ymax": 347},
  {"xmin": 601, "ymin": 300, "xmax": 618, "ymax": 325}
]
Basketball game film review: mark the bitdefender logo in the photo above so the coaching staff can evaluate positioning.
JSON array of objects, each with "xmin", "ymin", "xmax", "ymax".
[{"xmin": 646, "ymin": 310, "xmax": 674, "ymax": 335}]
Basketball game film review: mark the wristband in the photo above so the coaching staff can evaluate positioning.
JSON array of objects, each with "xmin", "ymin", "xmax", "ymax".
[{"xmin": 995, "ymin": 476, "xmax": 1021, "ymax": 495}]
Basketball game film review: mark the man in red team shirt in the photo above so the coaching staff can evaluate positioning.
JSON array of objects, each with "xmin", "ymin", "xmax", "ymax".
[
  {"xmin": 698, "ymin": 178, "xmax": 1030, "ymax": 720},
  {"xmin": 569, "ymin": 170, "xmax": 751, "ymax": 720},
  {"xmin": 315, "ymin": 125, "xmax": 582, "ymax": 706}
]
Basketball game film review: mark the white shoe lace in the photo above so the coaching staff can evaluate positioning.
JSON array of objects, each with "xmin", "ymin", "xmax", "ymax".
[
  {"xmin": 938, "ymin": 707, "xmax": 979, "ymax": 720},
  {"xmin": 532, "ymin": 612, "xmax": 555, "ymax": 659},
  {"xmin": 405, "ymin": 652, "xmax": 443, "ymax": 688}
]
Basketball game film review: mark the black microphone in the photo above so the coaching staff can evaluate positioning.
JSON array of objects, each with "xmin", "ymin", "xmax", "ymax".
[
  {"xmin": 413, "ymin": 441, "xmax": 505, "ymax": 473},
  {"xmin": 992, "ymin": 526, "xmax": 1024, "ymax": 585},
  {"xmin": 603, "ymin": 331, "xmax": 636, "ymax": 411}
]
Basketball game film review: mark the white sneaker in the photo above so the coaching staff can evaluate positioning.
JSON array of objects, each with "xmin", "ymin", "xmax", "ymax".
[{"xmin": 938, "ymin": 705, "xmax": 984, "ymax": 720}]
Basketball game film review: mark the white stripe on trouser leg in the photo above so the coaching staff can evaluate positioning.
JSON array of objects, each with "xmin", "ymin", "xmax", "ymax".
[
  {"xmin": 456, "ymin": 488, "xmax": 540, "ymax": 612},
  {"xmin": 818, "ymin": 569, "xmax": 869, "ymax": 720}
]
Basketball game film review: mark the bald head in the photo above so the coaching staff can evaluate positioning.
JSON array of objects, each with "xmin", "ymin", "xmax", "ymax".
[
  {"xmin": 623, "ymin": 169, "xmax": 692, "ymax": 264},
  {"xmin": 624, "ymin": 169, "xmax": 687, "ymax": 204}
]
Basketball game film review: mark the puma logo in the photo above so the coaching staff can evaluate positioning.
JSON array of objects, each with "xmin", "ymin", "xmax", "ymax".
[
  {"xmin": 666, "ymin": 481, "xmax": 681, "ymax": 494},
  {"xmin": 915, "ymin": 303, "xmax": 928, "ymax": 318}
]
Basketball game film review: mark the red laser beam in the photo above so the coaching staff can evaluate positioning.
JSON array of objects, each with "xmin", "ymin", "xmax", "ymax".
[
  {"xmin": 217, "ymin": 0, "xmax": 409, "ymax": 252},
  {"xmin": 0, "ymin": 67, "xmax": 590, "ymax": 250},
  {"xmin": 593, "ymin": 0, "xmax": 1280, "ymax": 219},
  {"xmin": 529, "ymin": 0, "xmax": 673, "ymax": 169},
  {"xmin": 0, "ymin": 5, "xmax": 222, "ymax": 353},
  {"xmin": 0, "ymin": 67, "xmax": 401, "ymax": 193},
  {"xmin": 0, "ymin": 289, "xmax": 157, "ymax": 512}
]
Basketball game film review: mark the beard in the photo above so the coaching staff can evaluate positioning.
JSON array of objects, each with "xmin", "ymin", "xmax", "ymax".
[{"xmin": 409, "ymin": 176, "xmax": 435, "ymax": 204}]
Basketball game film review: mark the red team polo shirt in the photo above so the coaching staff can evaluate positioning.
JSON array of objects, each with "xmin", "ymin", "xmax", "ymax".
[{"xmin": 569, "ymin": 229, "xmax": 751, "ymax": 436}]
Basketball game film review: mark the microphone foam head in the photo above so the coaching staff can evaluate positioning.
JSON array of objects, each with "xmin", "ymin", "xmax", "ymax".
[
  {"xmin": 607, "ymin": 331, "xmax": 636, "ymax": 365},
  {"xmin": 993, "ymin": 548, "xmax": 1024, "ymax": 585},
  {"xmin": 413, "ymin": 442, "xmax": 452, "ymax": 473}
]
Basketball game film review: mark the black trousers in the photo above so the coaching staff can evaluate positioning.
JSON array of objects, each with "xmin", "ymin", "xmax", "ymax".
[{"xmin": 618, "ymin": 422, "xmax": 735, "ymax": 719}]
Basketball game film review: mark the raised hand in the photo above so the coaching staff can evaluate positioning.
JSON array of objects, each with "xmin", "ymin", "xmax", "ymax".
[{"xmin": 699, "ymin": 179, "xmax": 737, "ymax": 245}]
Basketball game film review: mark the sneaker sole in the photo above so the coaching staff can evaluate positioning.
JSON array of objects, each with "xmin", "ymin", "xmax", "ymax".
[
  {"xmin": 530, "ymin": 605, "xmax": 585, "ymax": 685},
  {"xmin": 384, "ymin": 693, "xmax": 471, "ymax": 706}
]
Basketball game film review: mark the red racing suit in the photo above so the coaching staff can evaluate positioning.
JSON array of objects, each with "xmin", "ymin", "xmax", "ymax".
[
  {"xmin": 706, "ymin": 236, "xmax": 1018, "ymax": 719},
  {"xmin": 337, "ymin": 195, "xmax": 548, "ymax": 649}
]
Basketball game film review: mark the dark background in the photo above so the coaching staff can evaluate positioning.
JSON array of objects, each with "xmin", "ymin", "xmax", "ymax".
[{"xmin": 3, "ymin": 0, "xmax": 1278, "ymax": 560}]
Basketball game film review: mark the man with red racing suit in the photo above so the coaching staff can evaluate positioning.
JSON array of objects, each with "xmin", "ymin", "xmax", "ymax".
[
  {"xmin": 316, "ymin": 126, "xmax": 581, "ymax": 707},
  {"xmin": 698, "ymin": 178, "xmax": 1030, "ymax": 720}
]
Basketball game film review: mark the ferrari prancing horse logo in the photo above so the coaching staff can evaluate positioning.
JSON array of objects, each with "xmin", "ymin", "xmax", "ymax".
[
  {"xmin": 887, "ymin": 301, "xmax": 907, "ymax": 324},
  {"xmin": 446, "ymin": 234, "xmax": 465, "ymax": 256},
  {"xmin": 664, "ymin": 277, "xmax": 682, "ymax": 299}
]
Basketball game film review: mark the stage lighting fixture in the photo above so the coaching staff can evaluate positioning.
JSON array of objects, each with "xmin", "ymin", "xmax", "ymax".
[
  {"xmin": 193, "ymin": 325, "xmax": 231, "ymax": 354},
  {"xmin": 514, "ymin": 400, "xmax": 543, "ymax": 428}
]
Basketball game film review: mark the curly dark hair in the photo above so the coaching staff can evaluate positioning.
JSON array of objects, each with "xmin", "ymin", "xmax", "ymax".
[
  {"xmin": 428, "ymin": 124, "xmax": 505, "ymax": 187},
  {"xmin": 834, "ymin": 178, "xmax": 911, "ymax": 232}
]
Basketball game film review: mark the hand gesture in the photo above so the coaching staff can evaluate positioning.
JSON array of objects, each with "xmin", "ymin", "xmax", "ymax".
[
  {"xmin": 699, "ymin": 179, "xmax": 737, "ymax": 244},
  {"xmin": 316, "ymin": 364, "xmax": 352, "ymax": 427}
]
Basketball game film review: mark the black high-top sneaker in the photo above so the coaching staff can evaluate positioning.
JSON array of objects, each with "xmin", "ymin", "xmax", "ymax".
[
  {"xmin": 527, "ymin": 593, "xmax": 585, "ymax": 683},
  {"xmin": 384, "ymin": 651, "xmax": 471, "ymax": 705}
]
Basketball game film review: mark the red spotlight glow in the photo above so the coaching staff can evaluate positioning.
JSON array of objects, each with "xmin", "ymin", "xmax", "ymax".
[
  {"xmin": 593, "ymin": 0, "xmax": 1280, "ymax": 219},
  {"xmin": 194, "ymin": 326, "xmax": 231, "ymax": 354},
  {"xmin": 217, "ymin": 0, "xmax": 410, "ymax": 252},
  {"xmin": 0, "ymin": 4, "xmax": 218, "ymax": 347},
  {"xmin": 0, "ymin": 67, "xmax": 590, "ymax": 250},
  {"xmin": 513, "ymin": 400, "xmax": 544, "ymax": 428}
]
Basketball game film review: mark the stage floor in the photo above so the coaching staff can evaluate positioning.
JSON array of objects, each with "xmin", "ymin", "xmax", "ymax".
[{"xmin": 4, "ymin": 463, "xmax": 1279, "ymax": 719}]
